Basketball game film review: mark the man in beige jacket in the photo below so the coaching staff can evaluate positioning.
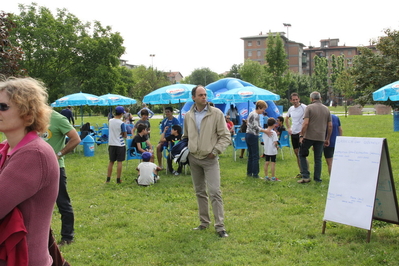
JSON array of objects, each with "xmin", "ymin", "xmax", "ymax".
[{"xmin": 183, "ymin": 85, "xmax": 231, "ymax": 238}]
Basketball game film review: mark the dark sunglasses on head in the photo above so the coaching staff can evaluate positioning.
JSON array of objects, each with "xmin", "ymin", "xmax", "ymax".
[{"xmin": 0, "ymin": 103, "xmax": 10, "ymax": 111}]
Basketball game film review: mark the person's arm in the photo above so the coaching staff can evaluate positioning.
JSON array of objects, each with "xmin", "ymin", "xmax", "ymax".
[
  {"xmin": 121, "ymin": 123, "xmax": 127, "ymax": 139},
  {"xmin": 145, "ymin": 140, "xmax": 153, "ymax": 152},
  {"xmin": 325, "ymin": 121, "xmax": 333, "ymax": 147},
  {"xmin": 299, "ymin": 118, "xmax": 309, "ymax": 143},
  {"xmin": 160, "ymin": 126, "xmax": 169, "ymax": 142},
  {"xmin": 338, "ymin": 126, "xmax": 343, "ymax": 136},
  {"xmin": 210, "ymin": 112, "xmax": 232, "ymax": 158},
  {"xmin": 148, "ymin": 108, "xmax": 154, "ymax": 118},
  {"xmin": 58, "ymin": 129, "xmax": 80, "ymax": 159},
  {"xmin": 285, "ymin": 115, "xmax": 292, "ymax": 135}
]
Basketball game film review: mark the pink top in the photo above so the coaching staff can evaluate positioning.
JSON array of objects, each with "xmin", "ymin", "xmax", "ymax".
[{"xmin": 0, "ymin": 131, "xmax": 60, "ymax": 266}]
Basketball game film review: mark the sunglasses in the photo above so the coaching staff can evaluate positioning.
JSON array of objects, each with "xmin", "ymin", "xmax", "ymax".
[{"xmin": 0, "ymin": 103, "xmax": 10, "ymax": 111}]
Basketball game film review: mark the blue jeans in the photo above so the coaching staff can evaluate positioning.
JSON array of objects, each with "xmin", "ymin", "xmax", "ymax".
[
  {"xmin": 299, "ymin": 139, "xmax": 324, "ymax": 182},
  {"xmin": 57, "ymin": 168, "xmax": 75, "ymax": 241},
  {"xmin": 245, "ymin": 133, "xmax": 259, "ymax": 177}
]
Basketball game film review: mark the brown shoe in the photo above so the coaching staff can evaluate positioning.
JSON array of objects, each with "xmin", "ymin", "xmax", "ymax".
[
  {"xmin": 193, "ymin": 225, "xmax": 208, "ymax": 230},
  {"xmin": 297, "ymin": 178, "xmax": 311, "ymax": 184},
  {"xmin": 58, "ymin": 239, "xmax": 73, "ymax": 247}
]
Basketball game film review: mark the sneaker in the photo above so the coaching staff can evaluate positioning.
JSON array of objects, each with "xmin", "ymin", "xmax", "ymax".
[
  {"xmin": 174, "ymin": 171, "xmax": 180, "ymax": 176},
  {"xmin": 218, "ymin": 230, "xmax": 229, "ymax": 238},
  {"xmin": 193, "ymin": 225, "xmax": 208, "ymax": 230},
  {"xmin": 297, "ymin": 178, "xmax": 311, "ymax": 184},
  {"xmin": 264, "ymin": 176, "xmax": 271, "ymax": 181},
  {"xmin": 295, "ymin": 173, "xmax": 302, "ymax": 179},
  {"xmin": 271, "ymin": 177, "xmax": 281, "ymax": 182}
]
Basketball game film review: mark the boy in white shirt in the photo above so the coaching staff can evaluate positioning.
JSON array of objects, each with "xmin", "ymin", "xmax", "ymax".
[
  {"xmin": 136, "ymin": 152, "xmax": 162, "ymax": 186},
  {"xmin": 262, "ymin": 118, "xmax": 280, "ymax": 181}
]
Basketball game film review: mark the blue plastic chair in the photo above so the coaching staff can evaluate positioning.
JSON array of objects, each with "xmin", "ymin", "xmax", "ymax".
[
  {"xmin": 279, "ymin": 131, "xmax": 292, "ymax": 159},
  {"xmin": 232, "ymin": 133, "xmax": 248, "ymax": 161},
  {"xmin": 126, "ymin": 138, "xmax": 142, "ymax": 169}
]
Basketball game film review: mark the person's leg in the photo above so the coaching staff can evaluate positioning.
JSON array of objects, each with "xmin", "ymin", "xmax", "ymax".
[
  {"xmin": 156, "ymin": 142, "xmax": 163, "ymax": 167},
  {"xmin": 188, "ymin": 154, "xmax": 210, "ymax": 227},
  {"xmin": 299, "ymin": 139, "xmax": 312, "ymax": 180},
  {"xmin": 203, "ymin": 156, "xmax": 225, "ymax": 232},
  {"xmin": 271, "ymin": 162, "xmax": 276, "ymax": 177},
  {"xmin": 57, "ymin": 168, "xmax": 74, "ymax": 242},
  {"xmin": 324, "ymin": 147, "xmax": 334, "ymax": 176},
  {"xmin": 312, "ymin": 141, "xmax": 324, "ymax": 182},
  {"xmin": 264, "ymin": 160, "xmax": 269, "ymax": 177},
  {"xmin": 167, "ymin": 153, "xmax": 174, "ymax": 173},
  {"xmin": 116, "ymin": 161, "xmax": 123, "ymax": 179},
  {"xmin": 246, "ymin": 133, "xmax": 259, "ymax": 177},
  {"xmin": 291, "ymin": 134, "xmax": 302, "ymax": 174},
  {"xmin": 107, "ymin": 161, "xmax": 114, "ymax": 179},
  {"xmin": 240, "ymin": 149, "xmax": 245, "ymax": 158}
]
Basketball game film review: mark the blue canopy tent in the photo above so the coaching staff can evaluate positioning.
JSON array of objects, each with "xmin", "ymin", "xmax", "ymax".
[
  {"xmin": 373, "ymin": 80, "xmax": 399, "ymax": 131},
  {"xmin": 51, "ymin": 92, "xmax": 106, "ymax": 125}
]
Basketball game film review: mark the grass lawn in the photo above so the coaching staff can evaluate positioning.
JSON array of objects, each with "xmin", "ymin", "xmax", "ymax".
[{"xmin": 52, "ymin": 112, "xmax": 399, "ymax": 265}]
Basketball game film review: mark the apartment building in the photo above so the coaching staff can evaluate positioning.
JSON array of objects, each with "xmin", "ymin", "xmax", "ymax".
[
  {"xmin": 242, "ymin": 34, "xmax": 376, "ymax": 76},
  {"xmin": 241, "ymin": 32, "xmax": 306, "ymax": 74}
]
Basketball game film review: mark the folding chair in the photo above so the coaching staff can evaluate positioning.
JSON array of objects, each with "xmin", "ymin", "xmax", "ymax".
[
  {"xmin": 279, "ymin": 131, "xmax": 292, "ymax": 159},
  {"xmin": 232, "ymin": 133, "xmax": 248, "ymax": 161},
  {"xmin": 125, "ymin": 139, "xmax": 142, "ymax": 169}
]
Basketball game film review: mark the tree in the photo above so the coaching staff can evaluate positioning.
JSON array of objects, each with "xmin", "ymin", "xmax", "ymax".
[
  {"xmin": 312, "ymin": 55, "xmax": 329, "ymax": 101},
  {"xmin": 225, "ymin": 64, "xmax": 242, "ymax": 79},
  {"xmin": 264, "ymin": 32, "xmax": 290, "ymax": 96},
  {"xmin": 239, "ymin": 59, "xmax": 265, "ymax": 88},
  {"xmin": 9, "ymin": 3, "xmax": 125, "ymax": 101},
  {"xmin": 350, "ymin": 28, "xmax": 399, "ymax": 107},
  {"xmin": 0, "ymin": 11, "xmax": 25, "ymax": 77},
  {"xmin": 189, "ymin": 67, "xmax": 219, "ymax": 86},
  {"xmin": 130, "ymin": 65, "xmax": 169, "ymax": 102}
]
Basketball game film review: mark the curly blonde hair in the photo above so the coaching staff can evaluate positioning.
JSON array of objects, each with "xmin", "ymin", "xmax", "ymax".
[{"xmin": 0, "ymin": 77, "xmax": 52, "ymax": 134}]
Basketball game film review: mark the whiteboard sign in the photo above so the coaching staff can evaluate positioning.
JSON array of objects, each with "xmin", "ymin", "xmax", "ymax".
[{"xmin": 323, "ymin": 137, "xmax": 399, "ymax": 230}]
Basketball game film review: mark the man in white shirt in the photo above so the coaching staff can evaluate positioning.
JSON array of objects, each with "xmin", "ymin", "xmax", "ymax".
[{"xmin": 285, "ymin": 93, "xmax": 307, "ymax": 179}]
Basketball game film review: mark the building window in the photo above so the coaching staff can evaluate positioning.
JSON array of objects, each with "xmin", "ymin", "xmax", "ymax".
[
  {"xmin": 248, "ymin": 51, "xmax": 252, "ymax": 57},
  {"xmin": 257, "ymin": 50, "xmax": 261, "ymax": 57},
  {"xmin": 248, "ymin": 41, "xmax": 252, "ymax": 47},
  {"xmin": 257, "ymin": 41, "xmax": 261, "ymax": 46},
  {"xmin": 348, "ymin": 50, "xmax": 352, "ymax": 55}
]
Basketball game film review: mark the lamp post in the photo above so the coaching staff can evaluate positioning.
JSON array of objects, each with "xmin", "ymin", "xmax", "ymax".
[
  {"xmin": 283, "ymin": 23, "xmax": 291, "ymax": 40},
  {"xmin": 149, "ymin": 54, "xmax": 155, "ymax": 68}
]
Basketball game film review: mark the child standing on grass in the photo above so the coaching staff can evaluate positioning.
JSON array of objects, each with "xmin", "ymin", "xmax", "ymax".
[
  {"xmin": 136, "ymin": 152, "xmax": 162, "ymax": 186},
  {"xmin": 262, "ymin": 117, "xmax": 280, "ymax": 181}
]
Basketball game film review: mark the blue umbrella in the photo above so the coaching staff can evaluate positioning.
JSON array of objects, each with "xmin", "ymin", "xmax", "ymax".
[
  {"xmin": 51, "ymin": 92, "xmax": 106, "ymax": 124},
  {"xmin": 372, "ymin": 81, "xmax": 399, "ymax": 101},
  {"xmin": 51, "ymin": 92, "xmax": 105, "ymax": 107},
  {"xmin": 212, "ymin": 86, "xmax": 280, "ymax": 103},
  {"xmin": 143, "ymin": 84, "xmax": 214, "ymax": 104},
  {"xmin": 99, "ymin": 93, "xmax": 137, "ymax": 106}
]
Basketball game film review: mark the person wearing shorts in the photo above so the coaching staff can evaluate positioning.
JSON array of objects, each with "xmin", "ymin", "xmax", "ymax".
[
  {"xmin": 106, "ymin": 106, "xmax": 127, "ymax": 184},
  {"xmin": 285, "ymin": 93, "xmax": 307, "ymax": 178},
  {"xmin": 323, "ymin": 114, "xmax": 342, "ymax": 176}
]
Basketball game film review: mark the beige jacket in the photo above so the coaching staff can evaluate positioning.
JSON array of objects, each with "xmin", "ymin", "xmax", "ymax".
[{"xmin": 183, "ymin": 103, "xmax": 231, "ymax": 159}]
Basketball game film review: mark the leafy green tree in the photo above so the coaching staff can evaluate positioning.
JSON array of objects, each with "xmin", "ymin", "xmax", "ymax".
[
  {"xmin": 239, "ymin": 59, "xmax": 265, "ymax": 87},
  {"xmin": 264, "ymin": 32, "xmax": 290, "ymax": 95},
  {"xmin": 350, "ymin": 28, "xmax": 399, "ymax": 107},
  {"xmin": 9, "ymin": 3, "xmax": 125, "ymax": 101},
  {"xmin": 312, "ymin": 55, "xmax": 329, "ymax": 101},
  {"xmin": 0, "ymin": 11, "xmax": 25, "ymax": 77},
  {"xmin": 225, "ymin": 64, "xmax": 242, "ymax": 79},
  {"xmin": 130, "ymin": 65, "xmax": 169, "ymax": 102},
  {"xmin": 189, "ymin": 67, "xmax": 219, "ymax": 86}
]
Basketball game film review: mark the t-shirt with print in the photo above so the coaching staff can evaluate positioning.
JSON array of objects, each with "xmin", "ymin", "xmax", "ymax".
[
  {"xmin": 165, "ymin": 134, "xmax": 182, "ymax": 148},
  {"xmin": 132, "ymin": 134, "xmax": 149, "ymax": 153}
]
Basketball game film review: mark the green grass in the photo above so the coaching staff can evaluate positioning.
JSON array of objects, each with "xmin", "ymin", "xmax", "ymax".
[{"xmin": 53, "ymin": 113, "xmax": 399, "ymax": 265}]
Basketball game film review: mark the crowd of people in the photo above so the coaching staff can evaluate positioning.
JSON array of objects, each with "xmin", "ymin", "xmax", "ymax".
[{"xmin": 0, "ymin": 76, "xmax": 342, "ymax": 265}]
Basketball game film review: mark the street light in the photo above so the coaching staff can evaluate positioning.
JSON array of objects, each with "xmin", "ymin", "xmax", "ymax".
[
  {"xmin": 283, "ymin": 23, "xmax": 291, "ymax": 40},
  {"xmin": 149, "ymin": 54, "xmax": 155, "ymax": 68}
]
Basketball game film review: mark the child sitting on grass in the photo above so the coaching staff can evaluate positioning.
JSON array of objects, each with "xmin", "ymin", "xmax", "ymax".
[
  {"xmin": 136, "ymin": 152, "xmax": 162, "ymax": 186},
  {"xmin": 262, "ymin": 117, "xmax": 280, "ymax": 181}
]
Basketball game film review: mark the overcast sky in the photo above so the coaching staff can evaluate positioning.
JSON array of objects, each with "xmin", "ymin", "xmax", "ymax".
[{"xmin": 3, "ymin": 0, "xmax": 399, "ymax": 77}]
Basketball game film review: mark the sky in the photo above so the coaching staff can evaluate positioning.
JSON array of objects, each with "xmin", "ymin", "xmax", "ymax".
[{"xmin": 3, "ymin": 0, "xmax": 399, "ymax": 77}]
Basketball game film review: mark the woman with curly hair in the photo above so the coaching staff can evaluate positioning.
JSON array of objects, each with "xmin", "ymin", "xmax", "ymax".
[{"xmin": 0, "ymin": 77, "xmax": 59, "ymax": 266}]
